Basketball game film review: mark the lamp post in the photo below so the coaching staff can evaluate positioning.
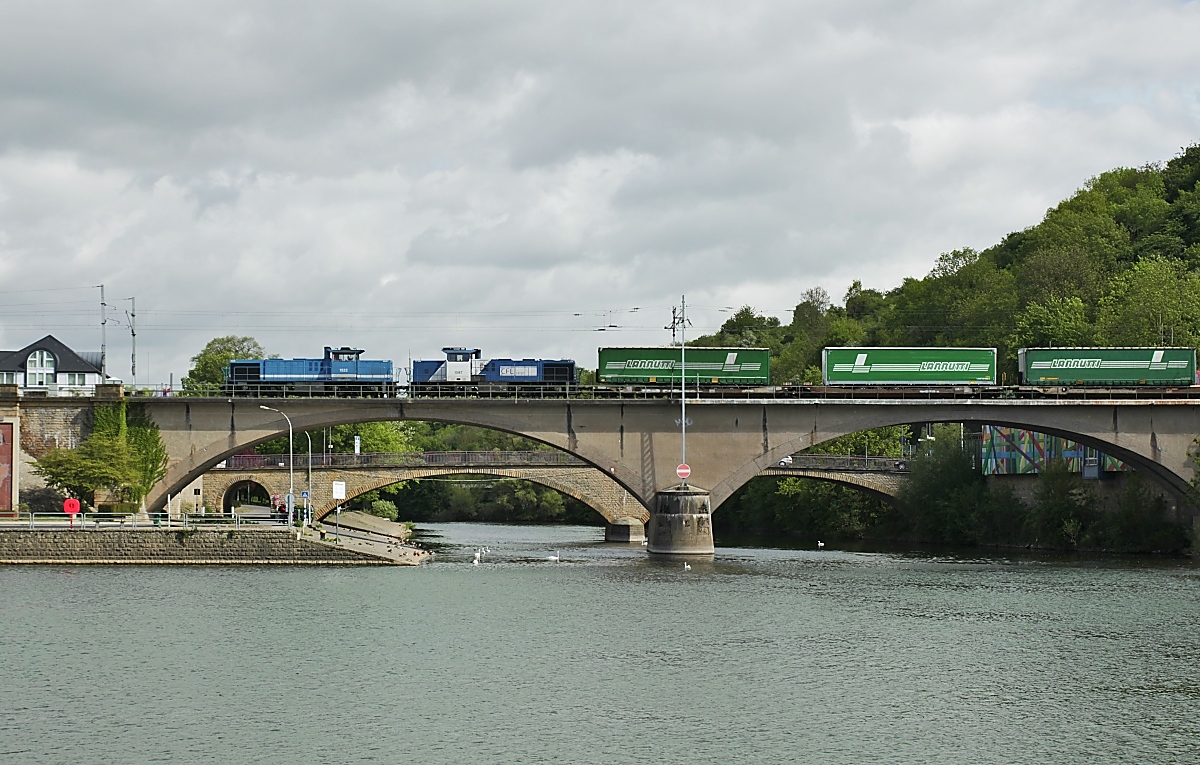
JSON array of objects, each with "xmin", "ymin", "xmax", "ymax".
[
  {"xmin": 260, "ymin": 405, "xmax": 294, "ymax": 526},
  {"xmin": 304, "ymin": 431, "xmax": 312, "ymax": 526}
]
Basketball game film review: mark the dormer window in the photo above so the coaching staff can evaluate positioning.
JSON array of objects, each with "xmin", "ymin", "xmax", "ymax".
[{"xmin": 26, "ymin": 350, "xmax": 55, "ymax": 387}]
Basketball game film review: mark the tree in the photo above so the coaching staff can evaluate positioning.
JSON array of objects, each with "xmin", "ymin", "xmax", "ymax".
[
  {"xmin": 32, "ymin": 402, "xmax": 168, "ymax": 508},
  {"xmin": 1096, "ymin": 256, "xmax": 1200, "ymax": 346},
  {"xmin": 257, "ymin": 421, "xmax": 417, "ymax": 455},
  {"xmin": 182, "ymin": 336, "xmax": 266, "ymax": 393},
  {"xmin": 1011, "ymin": 296, "xmax": 1091, "ymax": 348}
]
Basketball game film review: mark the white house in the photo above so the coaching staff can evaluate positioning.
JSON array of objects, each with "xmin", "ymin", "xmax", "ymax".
[{"xmin": 0, "ymin": 335, "xmax": 115, "ymax": 396}]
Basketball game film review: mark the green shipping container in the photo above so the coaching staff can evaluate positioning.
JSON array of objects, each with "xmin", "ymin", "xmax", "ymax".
[
  {"xmin": 823, "ymin": 347, "xmax": 997, "ymax": 385},
  {"xmin": 1018, "ymin": 347, "xmax": 1197, "ymax": 386},
  {"xmin": 598, "ymin": 347, "xmax": 770, "ymax": 384}
]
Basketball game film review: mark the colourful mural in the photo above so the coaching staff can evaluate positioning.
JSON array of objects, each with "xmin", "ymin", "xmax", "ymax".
[
  {"xmin": 0, "ymin": 423, "xmax": 12, "ymax": 514},
  {"xmin": 980, "ymin": 425, "xmax": 1127, "ymax": 476}
]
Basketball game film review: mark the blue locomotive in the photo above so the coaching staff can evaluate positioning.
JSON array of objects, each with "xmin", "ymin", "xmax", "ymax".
[
  {"xmin": 223, "ymin": 346, "xmax": 395, "ymax": 397},
  {"xmin": 411, "ymin": 347, "xmax": 576, "ymax": 395}
]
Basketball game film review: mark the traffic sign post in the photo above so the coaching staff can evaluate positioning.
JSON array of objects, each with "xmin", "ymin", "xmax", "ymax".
[
  {"xmin": 63, "ymin": 498, "xmax": 80, "ymax": 529},
  {"xmin": 677, "ymin": 463, "xmax": 691, "ymax": 481}
]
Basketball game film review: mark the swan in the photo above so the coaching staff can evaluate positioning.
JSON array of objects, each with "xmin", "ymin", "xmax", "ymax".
[
  {"xmin": 547, "ymin": 551, "xmax": 560, "ymax": 562},
  {"xmin": 683, "ymin": 562, "xmax": 691, "ymax": 571},
  {"xmin": 817, "ymin": 541, "xmax": 825, "ymax": 549}
]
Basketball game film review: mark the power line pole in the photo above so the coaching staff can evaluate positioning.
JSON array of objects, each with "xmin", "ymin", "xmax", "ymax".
[
  {"xmin": 124, "ymin": 297, "xmax": 136, "ymax": 386},
  {"xmin": 96, "ymin": 284, "xmax": 107, "ymax": 378},
  {"xmin": 665, "ymin": 296, "xmax": 691, "ymax": 486}
]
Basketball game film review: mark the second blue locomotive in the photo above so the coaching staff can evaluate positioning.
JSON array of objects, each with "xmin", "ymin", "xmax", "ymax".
[{"xmin": 410, "ymin": 347, "xmax": 576, "ymax": 394}]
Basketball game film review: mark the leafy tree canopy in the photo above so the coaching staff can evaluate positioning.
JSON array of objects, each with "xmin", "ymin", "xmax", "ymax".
[{"xmin": 183, "ymin": 336, "xmax": 267, "ymax": 392}]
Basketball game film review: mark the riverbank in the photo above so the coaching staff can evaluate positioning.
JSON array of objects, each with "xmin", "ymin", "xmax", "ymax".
[{"xmin": 0, "ymin": 527, "xmax": 430, "ymax": 565}]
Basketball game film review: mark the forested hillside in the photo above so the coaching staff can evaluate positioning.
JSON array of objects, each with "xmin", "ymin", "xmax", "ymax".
[
  {"xmin": 693, "ymin": 144, "xmax": 1200, "ymax": 382},
  {"xmin": 702, "ymin": 144, "xmax": 1200, "ymax": 553}
]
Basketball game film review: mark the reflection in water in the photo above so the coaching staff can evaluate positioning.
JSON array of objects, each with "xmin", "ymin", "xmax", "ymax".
[{"xmin": 2, "ymin": 523, "xmax": 1198, "ymax": 765}]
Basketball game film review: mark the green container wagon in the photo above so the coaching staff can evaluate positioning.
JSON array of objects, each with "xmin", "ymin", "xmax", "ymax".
[
  {"xmin": 1018, "ymin": 347, "xmax": 1197, "ymax": 386},
  {"xmin": 598, "ymin": 347, "xmax": 770, "ymax": 385},
  {"xmin": 823, "ymin": 347, "xmax": 997, "ymax": 385}
]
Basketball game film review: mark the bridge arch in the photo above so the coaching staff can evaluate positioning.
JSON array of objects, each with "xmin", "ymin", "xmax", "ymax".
[
  {"xmin": 221, "ymin": 479, "xmax": 271, "ymax": 513},
  {"xmin": 718, "ymin": 406, "xmax": 1197, "ymax": 513},
  {"xmin": 147, "ymin": 400, "xmax": 654, "ymax": 518},
  {"xmin": 758, "ymin": 467, "xmax": 905, "ymax": 503},
  {"xmin": 310, "ymin": 467, "xmax": 647, "ymax": 525}
]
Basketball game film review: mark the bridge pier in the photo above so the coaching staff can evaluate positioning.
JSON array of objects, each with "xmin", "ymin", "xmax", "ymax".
[
  {"xmin": 647, "ymin": 486, "xmax": 714, "ymax": 555},
  {"xmin": 604, "ymin": 518, "xmax": 646, "ymax": 543}
]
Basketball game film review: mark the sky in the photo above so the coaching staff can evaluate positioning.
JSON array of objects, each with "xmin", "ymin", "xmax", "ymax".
[{"xmin": 1, "ymin": 0, "xmax": 1198, "ymax": 385}]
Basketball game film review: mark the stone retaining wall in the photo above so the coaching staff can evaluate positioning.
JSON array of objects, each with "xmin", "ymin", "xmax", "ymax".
[{"xmin": 0, "ymin": 528, "xmax": 403, "ymax": 565}]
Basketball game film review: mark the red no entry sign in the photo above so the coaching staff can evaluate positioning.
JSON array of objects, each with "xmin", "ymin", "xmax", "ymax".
[{"xmin": 676, "ymin": 463, "xmax": 691, "ymax": 480}]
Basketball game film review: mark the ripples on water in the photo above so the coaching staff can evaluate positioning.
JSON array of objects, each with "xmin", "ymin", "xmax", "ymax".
[{"xmin": 2, "ymin": 523, "xmax": 1198, "ymax": 764}]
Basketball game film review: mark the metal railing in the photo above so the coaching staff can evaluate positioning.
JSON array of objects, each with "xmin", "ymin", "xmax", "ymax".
[
  {"xmin": 115, "ymin": 382, "xmax": 1200, "ymax": 402},
  {"xmin": 216, "ymin": 450, "xmax": 587, "ymax": 470},
  {"xmin": 0, "ymin": 511, "xmax": 293, "ymax": 529},
  {"xmin": 773, "ymin": 454, "xmax": 910, "ymax": 473}
]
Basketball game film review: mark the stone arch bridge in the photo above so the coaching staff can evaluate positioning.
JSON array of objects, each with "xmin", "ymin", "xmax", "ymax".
[
  {"xmin": 204, "ymin": 451, "xmax": 910, "ymax": 541},
  {"xmin": 9, "ymin": 390, "xmax": 1199, "ymax": 550}
]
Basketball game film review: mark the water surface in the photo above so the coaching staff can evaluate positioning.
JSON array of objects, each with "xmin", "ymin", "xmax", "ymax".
[{"xmin": 2, "ymin": 523, "xmax": 1198, "ymax": 764}]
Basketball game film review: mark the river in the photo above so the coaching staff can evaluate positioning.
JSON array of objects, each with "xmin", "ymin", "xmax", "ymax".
[{"xmin": 2, "ymin": 523, "xmax": 1198, "ymax": 764}]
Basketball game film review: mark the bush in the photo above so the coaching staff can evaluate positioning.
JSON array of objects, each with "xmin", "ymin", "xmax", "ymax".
[
  {"xmin": 1091, "ymin": 474, "xmax": 1189, "ymax": 553},
  {"xmin": 367, "ymin": 499, "xmax": 399, "ymax": 522}
]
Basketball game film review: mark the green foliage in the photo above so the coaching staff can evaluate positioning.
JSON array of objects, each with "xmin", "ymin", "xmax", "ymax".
[
  {"xmin": 713, "ymin": 476, "xmax": 891, "ymax": 541},
  {"xmin": 1027, "ymin": 460, "xmax": 1098, "ymax": 548},
  {"xmin": 1091, "ymin": 474, "xmax": 1188, "ymax": 553},
  {"xmin": 258, "ymin": 421, "xmax": 417, "ymax": 455},
  {"xmin": 804, "ymin": 426, "xmax": 909, "ymax": 457},
  {"xmin": 357, "ymin": 477, "xmax": 598, "ymax": 525},
  {"xmin": 1095, "ymin": 256, "xmax": 1200, "ymax": 346},
  {"xmin": 33, "ymin": 402, "xmax": 168, "ymax": 508},
  {"xmin": 895, "ymin": 437, "xmax": 1005, "ymax": 545},
  {"xmin": 367, "ymin": 499, "xmax": 399, "ymax": 522},
  {"xmin": 182, "ymin": 336, "xmax": 266, "ymax": 393}
]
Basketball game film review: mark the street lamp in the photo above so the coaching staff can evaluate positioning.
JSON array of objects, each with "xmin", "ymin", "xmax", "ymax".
[
  {"xmin": 304, "ymin": 430, "xmax": 312, "ymax": 526},
  {"xmin": 260, "ymin": 405, "xmax": 294, "ymax": 526}
]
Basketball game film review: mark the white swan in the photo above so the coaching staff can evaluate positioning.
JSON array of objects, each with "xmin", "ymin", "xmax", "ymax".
[
  {"xmin": 817, "ymin": 541, "xmax": 825, "ymax": 549},
  {"xmin": 547, "ymin": 551, "xmax": 560, "ymax": 562},
  {"xmin": 683, "ymin": 562, "xmax": 691, "ymax": 571}
]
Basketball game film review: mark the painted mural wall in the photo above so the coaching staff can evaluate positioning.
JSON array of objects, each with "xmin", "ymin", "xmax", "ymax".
[{"xmin": 980, "ymin": 425, "xmax": 1127, "ymax": 476}]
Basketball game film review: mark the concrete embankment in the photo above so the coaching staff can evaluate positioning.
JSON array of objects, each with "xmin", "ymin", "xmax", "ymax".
[{"xmin": 0, "ymin": 527, "xmax": 429, "ymax": 565}]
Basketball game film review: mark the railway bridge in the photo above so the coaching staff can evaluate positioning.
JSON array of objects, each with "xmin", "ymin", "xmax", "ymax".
[{"xmin": 6, "ymin": 388, "xmax": 1199, "ymax": 553}]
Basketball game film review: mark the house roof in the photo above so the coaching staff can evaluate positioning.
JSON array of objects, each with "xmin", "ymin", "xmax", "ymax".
[{"xmin": 0, "ymin": 335, "xmax": 105, "ymax": 374}]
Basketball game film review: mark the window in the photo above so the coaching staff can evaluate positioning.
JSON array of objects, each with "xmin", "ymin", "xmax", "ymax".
[
  {"xmin": 66, "ymin": 373, "xmax": 86, "ymax": 386},
  {"xmin": 0, "ymin": 372, "xmax": 13, "ymax": 384},
  {"xmin": 25, "ymin": 350, "xmax": 55, "ymax": 387}
]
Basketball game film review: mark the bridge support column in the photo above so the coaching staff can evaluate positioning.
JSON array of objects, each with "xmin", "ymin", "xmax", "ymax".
[
  {"xmin": 605, "ymin": 518, "xmax": 646, "ymax": 543},
  {"xmin": 647, "ymin": 486, "xmax": 714, "ymax": 555}
]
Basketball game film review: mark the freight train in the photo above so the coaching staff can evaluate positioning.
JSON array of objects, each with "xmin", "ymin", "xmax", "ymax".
[{"xmin": 221, "ymin": 344, "xmax": 1199, "ymax": 398}]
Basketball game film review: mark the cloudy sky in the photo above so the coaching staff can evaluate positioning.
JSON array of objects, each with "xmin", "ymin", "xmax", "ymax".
[{"xmin": 1, "ymin": 0, "xmax": 1198, "ymax": 384}]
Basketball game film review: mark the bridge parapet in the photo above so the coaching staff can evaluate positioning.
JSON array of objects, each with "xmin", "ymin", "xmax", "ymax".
[
  {"xmin": 217, "ymin": 450, "xmax": 587, "ymax": 470},
  {"xmin": 781, "ymin": 454, "xmax": 910, "ymax": 473}
]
